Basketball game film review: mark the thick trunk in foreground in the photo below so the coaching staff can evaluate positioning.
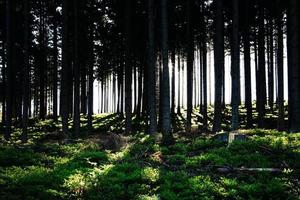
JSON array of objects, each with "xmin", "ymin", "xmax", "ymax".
[
  {"xmin": 186, "ymin": 0, "xmax": 194, "ymax": 133},
  {"xmin": 287, "ymin": 0, "xmax": 300, "ymax": 132},
  {"xmin": 231, "ymin": 0, "xmax": 239, "ymax": 130},
  {"xmin": 73, "ymin": 0, "xmax": 80, "ymax": 138},
  {"xmin": 147, "ymin": 0, "xmax": 157, "ymax": 134},
  {"xmin": 212, "ymin": 0, "xmax": 224, "ymax": 133},
  {"xmin": 161, "ymin": 0, "xmax": 172, "ymax": 143},
  {"xmin": 257, "ymin": 7, "xmax": 266, "ymax": 128}
]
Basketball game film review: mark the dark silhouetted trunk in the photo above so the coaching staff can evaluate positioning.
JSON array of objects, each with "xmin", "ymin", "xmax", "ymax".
[
  {"xmin": 4, "ymin": 0, "xmax": 14, "ymax": 140},
  {"xmin": 186, "ymin": 0, "xmax": 194, "ymax": 133},
  {"xmin": 61, "ymin": 0, "xmax": 69, "ymax": 135},
  {"xmin": 276, "ymin": 15, "xmax": 284, "ymax": 131},
  {"xmin": 243, "ymin": 0, "xmax": 253, "ymax": 128},
  {"xmin": 268, "ymin": 20, "xmax": 274, "ymax": 112},
  {"xmin": 161, "ymin": 0, "xmax": 172, "ymax": 143},
  {"xmin": 213, "ymin": 0, "xmax": 224, "ymax": 133},
  {"xmin": 177, "ymin": 55, "xmax": 181, "ymax": 114},
  {"xmin": 53, "ymin": 13, "xmax": 58, "ymax": 121},
  {"xmin": 73, "ymin": 0, "xmax": 80, "ymax": 138},
  {"xmin": 287, "ymin": 0, "xmax": 300, "ymax": 132},
  {"xmin": 171, "ymin": 50, "xmax": 176, "ymax": 114},
  {"xmin": 257, "ymin": 7, "xmax": 266, "ymax": 128},
  {"xmin": 125, "ymin": 1, "xmax": 133, "ymax": 133},
  {"xmin": 21, "ymin": 0, "xmax": 30, "ymax": 142},
  {"xmin": 231, "ymin": 0, "xmax": 239, "ymax": 130}
]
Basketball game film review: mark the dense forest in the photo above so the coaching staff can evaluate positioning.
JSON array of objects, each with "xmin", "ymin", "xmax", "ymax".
[{"xmin": 0, "ymin": 0, "xmax": 299, "ymax": 199}]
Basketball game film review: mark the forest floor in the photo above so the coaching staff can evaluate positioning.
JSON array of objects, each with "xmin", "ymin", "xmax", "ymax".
[{"xmin": 0, "ymin": 113, "xmax": 300, "ymax": 200}]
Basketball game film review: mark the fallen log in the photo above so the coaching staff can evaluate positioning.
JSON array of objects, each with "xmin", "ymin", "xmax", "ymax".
[{"xmin": 216, "ymin": 166, "xmax": 283, "ymax": 174}]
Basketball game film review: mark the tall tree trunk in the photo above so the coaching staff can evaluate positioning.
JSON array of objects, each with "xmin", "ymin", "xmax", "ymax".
[
  {"xmin": 137, "ymin": 64, "xmax": 143, "ymax": 117},
  {"xmin": 61, "ymin": 0, "xmax": 69, "ymax": 135},
  {"xmin": 268, "ymin": 20, "xmax": 274, "ymax": 112},
  {"xmin": 21, "ymin": 0, "xmax": 30, "ymax": 143},
  {"xmin": 125, "ymin": 0, "xmax": 133, "ymax": 133},
  {"xmin": 4, "ymin": 0, "xmax": 14, "ymax": 140},
  {"xmin": 257, "ymin": 7, "xmax": 266, "ymax": 128},
  {"xmin": 201, "ymin": 41, "xmax": 208, "ymax": 130},
  {"xmin": 73, "ymin": 0, "xmax": 80, "ymax": 138},
  {"xmin": 1, "ymin": 40, "xmax": 5, "ymax": 124},
  {"xmin": 276, "ymin": 15, "xmax": 284, "ymax": 131},
  {"xmin": 243, "ymin": 0, "xmax": 253, "ymax": 128},
  {"xmin": 81, "ymin": 68, "xmax": 87, "ymax": 115},
  {"xmin": 186, "ymin": 0, "xmax": 194, "ymax": 133},
  {"xmin": 212, "ymin": 0, "xmax": 224, "ymax": 133},
  {"xmin": 161, "ymin": 0, "xmax": 172, "ymax": 143},
  {"xmin": 53, "ymin": 13, "xmax": 58, "ymax": 121},
  {"xmin": 171, "ymin": 50, "xmax": 176, "ymax": 114},
  {"xmin": 287, "ymin": 0, "xmax": 300, "ymax": 132},
  {"xmin": 177, "ymin": 55, "xmax": 181, "ymax": 114},
  {"xmin": 231, "ymin": 0, "xmax": 239, "ymax": 130},
  {"xmin": 254, "ymin": 35, "xmax": 259, "ymax": 112},
  {"xmin": 39, "ymin": 5, "xmax": 46, "ymax": 120}
]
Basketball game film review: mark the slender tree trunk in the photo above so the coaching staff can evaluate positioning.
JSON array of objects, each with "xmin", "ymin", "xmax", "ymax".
[
  {"xmin": 186, "ymin": 0, "xmax": 194, "ymax": 133},
  {"xmin": 268, "ymin": 20, "xmax": 274, "ymax": 112},
  {"xmin": 4, "ymin": 0, "xmax": 14, "ymax": 140},
  {"xmin": 125, "ymin": 0, "xmax": 133, "ymax": 133},
  {"xmin": 212, "ymin": 0, "xmax": 224, "ymax": 133},
  {"xmin": 1, "ymin": 41, "xmax": 5, "ymax": 124},
  {"xmin": 21, "ymin": 0, "xmax": 30, "ymax": 142},
  {"xmin": 171, "ymin": 50, "xmax": 176, "ymax": 114},
  {"xmin": 177, "ymin": 55, "xmax": 181, "ymax": 114},
  {"xmin": 202, "ymin": 42, "xmax": 208, "ymax": 130},
  {"xmin": 276, "ymin": 15, "xmax": 284, "ymax": 131},
  {"xmin": 73, "ymin": 0, "xmax": 80, "ymax": 138},
  {"xmin": 61, "ymin": 0, "xmax": 69, "ymax": 135},
  {"xmin": 243, "ymin": 0, "xmax": 253, "ymax": 128},
  {"xmin": 254, "ymin": 35, "xmax": 259, "ymax": 113},
  {"xmin": 137, "ymin": 64, "xmax": 143, "ymax": 117},
  {"xmin": 39, "ymin": 6, "xmax": 46, "ymax": 120},
  {"xmin": 161, "ymin": 0, "xmax": 172, "ymax": 143},
  {"xmin": 53, "ymin": 14, "xmax": 58, "ymax": 121},
  {"xmin": 257, "ymin": 7, "xmax": 266, "ymax": 128},
  {"xmin": 287, "ymin": 0, "xmax": 300, "ymax": 132},
  {"xmin": 231, "ymin": 0, "xmax": 239, "ymax": 130}
]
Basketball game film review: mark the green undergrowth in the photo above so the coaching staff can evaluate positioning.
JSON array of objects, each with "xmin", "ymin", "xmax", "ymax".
[{"xmin": 0, "ymin": 117, "xmax": 299, "ymax": 199}]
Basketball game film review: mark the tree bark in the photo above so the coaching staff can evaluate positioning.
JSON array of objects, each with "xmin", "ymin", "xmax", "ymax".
[
  {"xmin": 161, "ymin": 0, "xmax": 172, "ymax": 143},
  {"xmin": 268, "ymin": 20, "xmax": 274, "ymax": 112},
  {"xmin": 243, "ymin": 0, "xmax": 253, "ymax": 128},
  {"xmin": 276, "ymin": 15, "xmax": 284, "ymax": 131},
  {"xmin": 186, "ymin": 0, "xmax": 194, "ymax": 133},
  {"xmin": 21, "ymin": 0, "xmax": 30, "ymax": 143},
  {"xmin": 61, "ymin": 0, "xmax": 69, "ymax": 135},
  {"xmin": 53, "ymin": 11, "xmax": 58, "ymax": 121},
  {"xmin": 287, "ymin": 0, "xmax": 300, "ymax": 132},
  {"xmin": 125, "ymin": 0, "xmax": 133, "ymax": 134},
  {"xmin": 73, "ymin": 0, "xmax": 81, "ymax": 138},
  {"xmin": 4, "ymin": 0, "xmax": 15, "ymax": 140},
  {"xmin": 212, "ymin": 0, "xmax": 224, "ymax": 133},
  {"xmin": 231, "ymin": 0, "xmax": 239, "ymax": 130},
  {"xmin": 257, "ymin": 7, "xmax": 266, "ymax": 128}
]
